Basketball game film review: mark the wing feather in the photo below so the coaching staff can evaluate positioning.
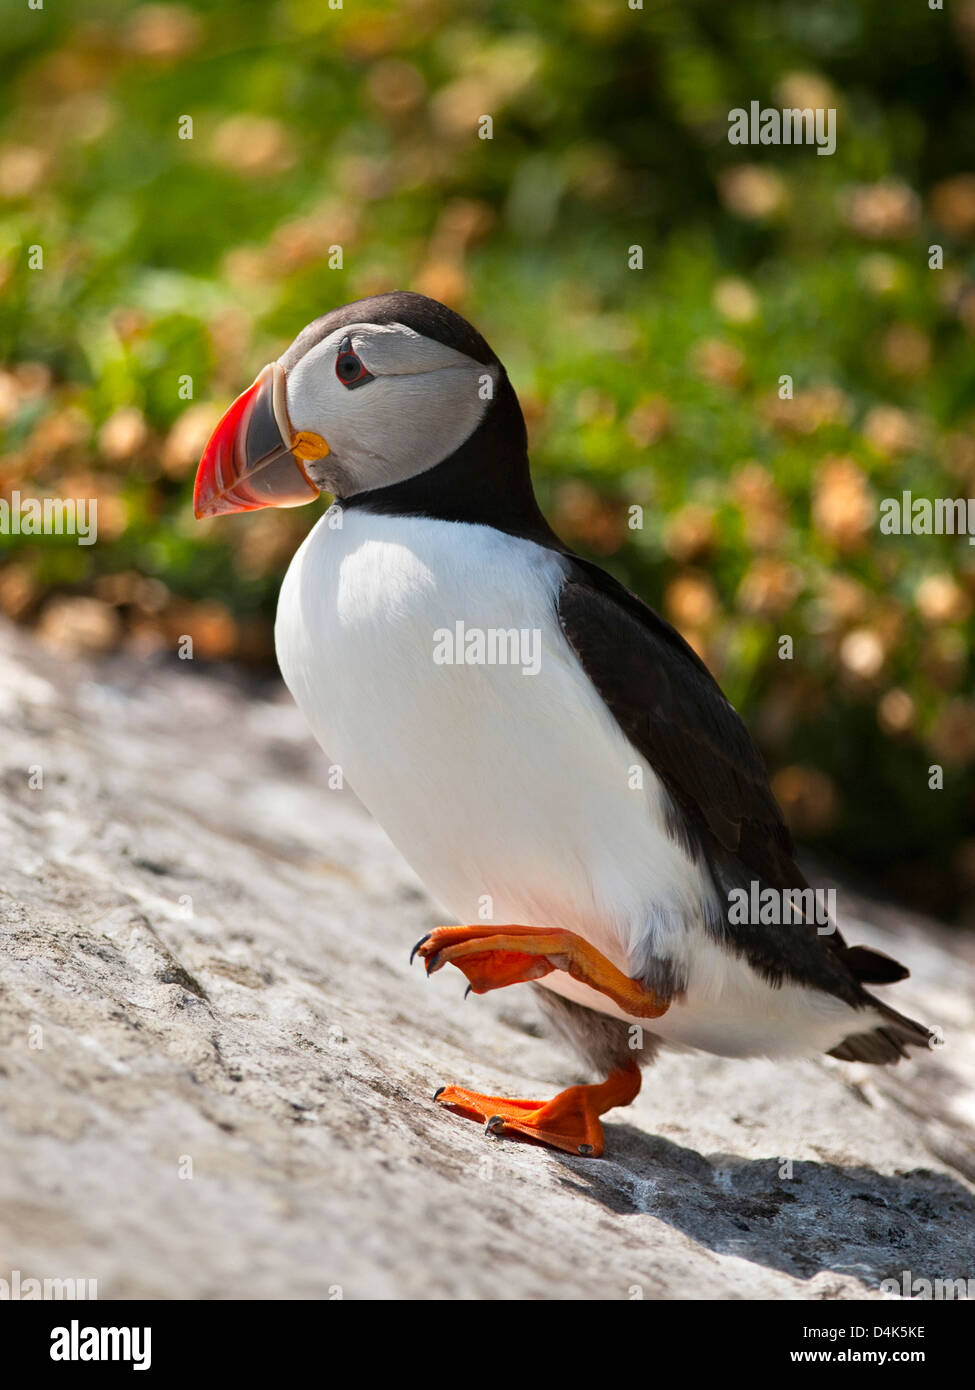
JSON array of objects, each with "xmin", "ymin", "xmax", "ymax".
[{"xmin": 556, "ymin": 556, "xmax": 906, "ymax": 1000}]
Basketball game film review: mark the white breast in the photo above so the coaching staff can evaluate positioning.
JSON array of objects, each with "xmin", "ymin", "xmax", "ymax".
[{"xmin": 275, "ymin": 507, "xmax": 868, "ymax": 1059}]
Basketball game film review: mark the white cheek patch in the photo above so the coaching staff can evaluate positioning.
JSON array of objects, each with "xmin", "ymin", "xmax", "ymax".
[{"xmin": 284, "ymin": 324, "xmax": 499, "ymax": 495}]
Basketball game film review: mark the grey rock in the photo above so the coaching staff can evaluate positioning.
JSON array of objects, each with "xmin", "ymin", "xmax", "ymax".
[{"xmin": 1, "ymin": 619, "xmax": 973, "ymax": 1300}]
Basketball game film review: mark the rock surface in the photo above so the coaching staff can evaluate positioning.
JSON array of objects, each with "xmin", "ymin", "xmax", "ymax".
[{"xmin": 1, "ymin": 618, "xmax": 973, "ymax": 1301}]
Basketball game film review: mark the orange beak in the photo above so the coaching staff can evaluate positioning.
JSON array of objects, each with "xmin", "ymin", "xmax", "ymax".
[{"xmin": 193, "ymin": 363, "xmax": 327, "ymax": 519}]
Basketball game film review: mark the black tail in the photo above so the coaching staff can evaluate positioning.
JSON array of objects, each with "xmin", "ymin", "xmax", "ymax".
[
  {"xmin": 828, "ymin": 998, "xmax": 936, "ymax": 1065},
  {"xmin": 839, "ymin": 943, "xmax": 909, "ymax": 985}
]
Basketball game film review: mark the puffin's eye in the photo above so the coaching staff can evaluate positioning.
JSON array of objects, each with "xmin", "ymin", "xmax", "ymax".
[{"xmin": 335, "ymin": 337, "xmax": 374, "ymax": 389}]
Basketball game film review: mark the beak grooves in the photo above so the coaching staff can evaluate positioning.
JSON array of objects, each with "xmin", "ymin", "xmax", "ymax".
[{"xmin": 193, "ymin": 363, "xmax": 321, "ymax": 518}]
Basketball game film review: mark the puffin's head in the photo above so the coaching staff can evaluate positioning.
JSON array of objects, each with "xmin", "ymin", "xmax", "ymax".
[{"xmin": 193, "ymin": 291, "xmax": 505, "ymax": 518}]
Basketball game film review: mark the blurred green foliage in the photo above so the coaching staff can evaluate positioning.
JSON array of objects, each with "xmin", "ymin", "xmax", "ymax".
[{"xmin": 2, "ymin": 0, "xmax": 975, "ymax": 916}]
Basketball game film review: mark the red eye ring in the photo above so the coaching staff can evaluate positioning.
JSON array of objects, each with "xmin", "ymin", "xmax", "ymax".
[{"xmin": 335, "ymin": 337, "xmax": 374, "ymax": 389}]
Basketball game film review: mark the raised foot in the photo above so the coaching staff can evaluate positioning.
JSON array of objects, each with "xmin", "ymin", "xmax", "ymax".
[
  {"xmin": 433, "ymin": 1061, "xmax": 642, "ymax": 1158},
  {"xmin": 412, "ymin": 923, "xmax": 669, "ymax": 1019}
]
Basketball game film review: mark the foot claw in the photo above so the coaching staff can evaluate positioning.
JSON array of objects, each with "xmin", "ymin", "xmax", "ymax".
[
  {"xmin": 577, "ymin": 1143, "xmax": 595, "ymax": 1156},
  {"xmin": 410, "ymin": 933, "xmax": 431, "ymax": 965},
  {"xmin": 433, "ymin": 1085, "xmax": 446, "ymax": 1102},
  {"xmin": 485, "ymin": 1114, "xmax": 505, "ymax": 1136}
]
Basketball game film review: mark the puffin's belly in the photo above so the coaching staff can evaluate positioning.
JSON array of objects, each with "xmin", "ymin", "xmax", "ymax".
[
  {"xmin": 275, "ymin": 508, "xmax": 866, "ymax": 1059},
  {"xmin": 275, "ymin": 508, "xmax": 714, "ymax": 980}
]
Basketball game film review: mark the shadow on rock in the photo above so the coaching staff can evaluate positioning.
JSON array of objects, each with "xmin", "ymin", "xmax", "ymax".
[{"xmin": 548, "ymin": 1124, "xmax": 975, "ymax": 1289}]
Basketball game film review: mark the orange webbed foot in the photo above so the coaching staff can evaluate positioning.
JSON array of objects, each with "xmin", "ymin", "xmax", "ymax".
[
  {"xmin": 433, "ymin": 1061, "xmax": 642, "ymax": 1158},
  {"xmin": 411, "ymin": 923, "xmax": 669, "ymax": 1019}
]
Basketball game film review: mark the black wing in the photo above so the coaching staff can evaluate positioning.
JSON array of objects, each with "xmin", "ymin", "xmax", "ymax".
[{"xmin": 556, "ymin": 555, "xmax": 907, "ymax": 1002}]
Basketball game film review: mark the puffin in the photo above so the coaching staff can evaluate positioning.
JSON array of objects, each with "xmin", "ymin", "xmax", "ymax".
[{"xmin": 194, "ymin": 290, "xmax": 933, "ymax": 1158}]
